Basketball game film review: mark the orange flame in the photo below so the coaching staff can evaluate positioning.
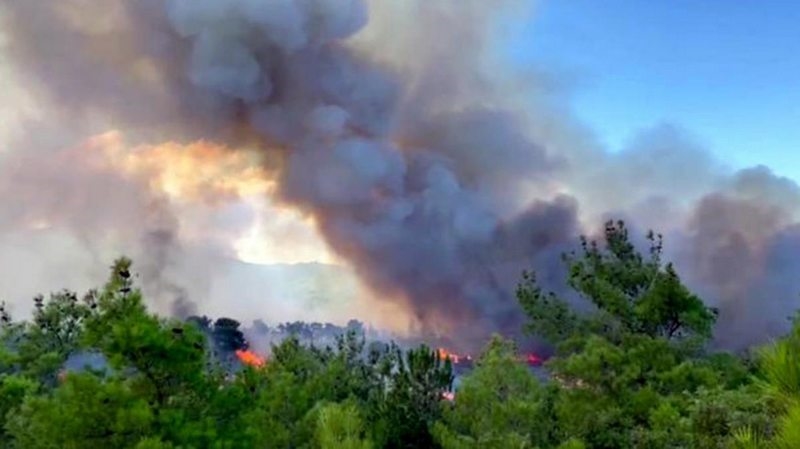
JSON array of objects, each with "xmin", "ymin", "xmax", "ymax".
[
  {"xmin": 235, "ymin": 349, "xmax": 266, "ymax": 368},
  {"xmin": 513, "ymin": 353, "xmax": 545, "ymax": 366},
  {"xmin": 525, "ymin": 353, "xmax": 544, "ymax": 366},
  {"xmin": 437, "ymin": 347, "xmax": 543, "ymax": 366},
  {"xmin": 437, "ymin": 348, "xmax": 472, "ymax": 364}
]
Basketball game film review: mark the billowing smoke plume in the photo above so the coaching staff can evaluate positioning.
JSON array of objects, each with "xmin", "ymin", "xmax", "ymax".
[{"xmin": 1, "ymin": 0, "xmax": 799, "ymax": 350}]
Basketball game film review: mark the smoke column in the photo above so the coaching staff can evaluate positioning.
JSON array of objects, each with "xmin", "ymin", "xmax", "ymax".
[{"xmin": 1, "ymin": 0, "xmax": 799, "ymax": 350}]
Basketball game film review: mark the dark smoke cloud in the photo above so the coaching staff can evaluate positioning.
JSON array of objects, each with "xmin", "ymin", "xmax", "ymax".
[
  {"xmin": 675, "ymin": 167, "xmax": 800, "ymax": 349},
  {"xmin": 2, "ymin": 0, "xmax": 800, "ymax": 350}
]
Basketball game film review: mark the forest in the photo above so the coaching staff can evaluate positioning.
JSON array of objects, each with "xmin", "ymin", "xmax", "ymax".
[{"xmin": 0, "ymin": 220, "xmax": 798, "ymax": 449}]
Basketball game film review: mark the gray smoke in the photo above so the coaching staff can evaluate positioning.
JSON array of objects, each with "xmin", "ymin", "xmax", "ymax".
[
  {"xmin": 63, "ymin": 350, "xmax": 109, "ymax": 376},
  {"xmin": 0, "ymin": 126, "xmax": 190, "ymax": 313},
  {"xmin": 675, "ymin": 167, "xmax": 800, "ymax": 348},
  {"xmin": 1, "ymin": 0, "xmax": 799, "ymax": 350}
]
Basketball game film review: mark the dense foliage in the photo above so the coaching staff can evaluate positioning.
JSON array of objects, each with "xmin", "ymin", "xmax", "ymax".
[{"xmin": 0, "ymin": 220, "xmax": 797, "ymax": 448}]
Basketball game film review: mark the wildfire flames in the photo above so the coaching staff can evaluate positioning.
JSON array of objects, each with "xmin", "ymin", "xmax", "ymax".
[
  {"xmin": 525, "ymin": 353, "xmax": 544, "ymax": 366},
  {"xmin": 437, "ymin": 348, "xmax": 544, "ymax": 367},
  {"xmin": 436, "ymin": 348, "xmax": 545, "ymax": 402},
  {"xmin": 235, "ymin": 349, "xmax": 266, "ymax": 368},
  {"xmin": 437, "ymin": 348, "xmax": 472, "ymax": 364}
]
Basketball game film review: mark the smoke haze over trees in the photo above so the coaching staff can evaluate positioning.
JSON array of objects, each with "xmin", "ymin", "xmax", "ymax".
[
  {"xmin": 3, "ymin": 0, "xmax": 800, "ymax": 446},
  {"xmin": 0, "ymin": 225, "xmax": 798, "ymax": 447}
]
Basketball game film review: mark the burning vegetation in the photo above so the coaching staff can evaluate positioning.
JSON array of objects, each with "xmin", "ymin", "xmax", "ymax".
[
  {"xmin": 437, "ymin": 347, "xmax": 544, "ymax": 368},
  {"xmin": 2, "ymin": 0, "xmax": 800, "ymax": 447},
  {"xmin": 234, "ymin": 349, "xmax": 266, "ymax": 368},
  {"xmin": 0, "ymin": 222, "xmax": 798, "ymax": 448}
]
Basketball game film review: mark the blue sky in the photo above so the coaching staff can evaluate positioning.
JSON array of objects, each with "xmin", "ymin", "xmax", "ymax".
[{"xmin": 503, "ymin": 1, "xmax": 800, "ymax": 180}]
